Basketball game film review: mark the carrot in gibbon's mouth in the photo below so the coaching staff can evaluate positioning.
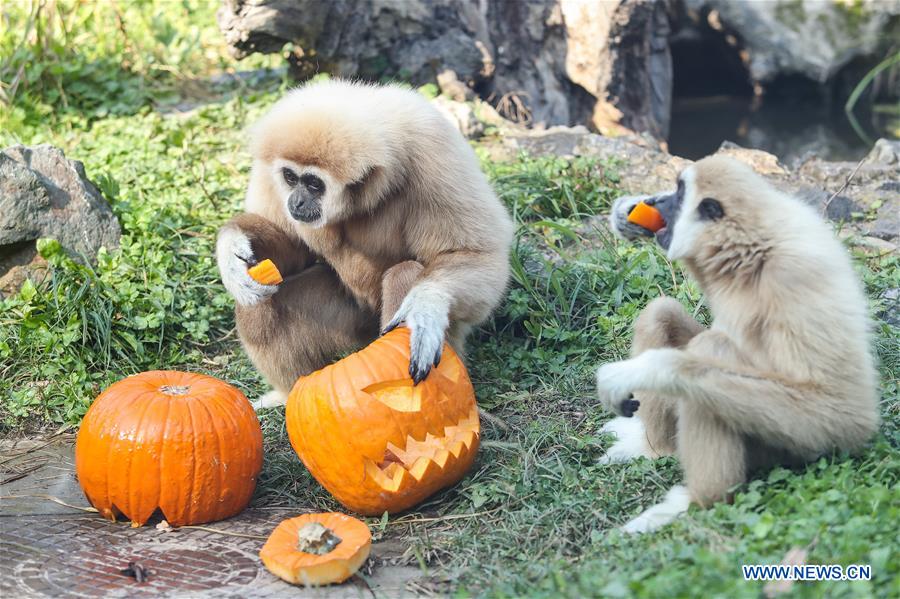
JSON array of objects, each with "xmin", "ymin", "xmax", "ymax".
[{"xmin": 627, "ymin": 201, "xmax": 666, "ymax": 233}]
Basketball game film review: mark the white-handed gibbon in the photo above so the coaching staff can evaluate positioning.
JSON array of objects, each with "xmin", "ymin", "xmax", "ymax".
[
  {"xmin": 217, "ymin": 80, "xmax": 514, "ymax": 407},
  {"xmin": 596, "ymin": 155, "xmax": 879, "ymax": 533}
]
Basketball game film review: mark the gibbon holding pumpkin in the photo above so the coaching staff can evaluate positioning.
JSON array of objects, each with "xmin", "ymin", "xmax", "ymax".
[{"xmin": 217, "ymin": 80, "xmax": 513, "ymax": 408}]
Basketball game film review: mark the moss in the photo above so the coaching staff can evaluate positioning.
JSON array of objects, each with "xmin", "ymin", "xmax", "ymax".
[{"xmin": 774, "ymin": 0, "xmax": 807, "ymax": 29}]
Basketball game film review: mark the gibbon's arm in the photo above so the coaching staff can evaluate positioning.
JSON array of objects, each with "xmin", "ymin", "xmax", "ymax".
[{"xmin": 595, "ymin": 330, "xmax": 854, "ymax": 456}]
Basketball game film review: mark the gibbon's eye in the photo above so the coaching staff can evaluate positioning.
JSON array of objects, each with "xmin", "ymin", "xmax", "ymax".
[
  {"xmin": 300, "ymin": 174, "xmax": 325, "ymax": 194},
  {"xmin": 698, "ymin": 197, "xmax": 724, "ymax": 221},
  {"xmin": 282, "ymin": 168, "xmax": 300, "ymax": 187}
]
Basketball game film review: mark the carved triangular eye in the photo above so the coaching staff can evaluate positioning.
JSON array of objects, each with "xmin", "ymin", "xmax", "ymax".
[
  {"xmin": 363, "ymin": 379, "xmax": 422, "ymax": 412},
  {"xmin": 698, "ymin": 197, "xmax": 724, "ymax": 221}
]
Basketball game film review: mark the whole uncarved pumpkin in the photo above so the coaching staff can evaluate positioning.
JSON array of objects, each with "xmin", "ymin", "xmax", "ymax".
[
  {"xmin": 75, "ymin": 370, "xmax": 263, "ymax": 526},
  {"xmin": 286, "ymin": 327, "xmax": 480, "ymax": 515}
]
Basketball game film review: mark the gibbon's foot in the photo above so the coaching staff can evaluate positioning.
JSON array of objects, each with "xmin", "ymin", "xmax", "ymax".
[
  {"xmin": 621, "ymin": 485, "xmax": 691, "ymax": 534},
  {"xmin": 598, "ymin": 416, "xmax": 653, "ymax": 464},
  {"xmin": 217, "ymin": 226, "xmax": 278, "ymax": 306},
  {"xmin": 382, "ymin": 283, "xmax": 450, "ymax": 384},
  {"xmin": 251, "ymin": 389, "xmax": 288, "ymax": 411},
  {"xmin": 609, "ymin": 194, "xmax": 657, "ymax": 240}
]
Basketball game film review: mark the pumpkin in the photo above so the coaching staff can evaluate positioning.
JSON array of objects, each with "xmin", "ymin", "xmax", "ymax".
[
  {"xmin": 286, "ymin": 327, "xmax": 480, "ymax": 515},
  {"xmin": 248, "ymin": 258, "xmax": 283, "ymax": 285},
  {"xmin": 75, "ymin": 370, "xmax": 263, "ymax": 527},
  {"xmin": 260, "ymin": 513, "xmax": 371, "ymax": 586},
  {"xmin": 627, "ymin": 200, "xmax": 666, "ymax": 233}
]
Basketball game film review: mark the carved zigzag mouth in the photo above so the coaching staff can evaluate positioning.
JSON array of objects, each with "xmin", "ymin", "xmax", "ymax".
[{"xmin": 363, "ymin": 407, "xmax": 480, "ymax": 493}]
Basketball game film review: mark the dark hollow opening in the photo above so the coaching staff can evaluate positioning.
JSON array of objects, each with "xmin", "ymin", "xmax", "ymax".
[{"xmin": 669, "ymin": 12, "xmax": 753, "ymax": 99}]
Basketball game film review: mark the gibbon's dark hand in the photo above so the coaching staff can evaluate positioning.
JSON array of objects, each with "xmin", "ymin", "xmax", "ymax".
[
  {"xmin": 381, "ymin": 284, "xmax": 450, "ymax": 384},
  {"xmin": 620, "ymin": 396, "xmax": 640, "ymax": 418},
  {"xmin": 610, "ymin": 194, "xmax": 658, "ymax": 240}
]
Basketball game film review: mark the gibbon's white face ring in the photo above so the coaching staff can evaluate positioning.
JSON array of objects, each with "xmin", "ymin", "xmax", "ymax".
[
  {"xmin": 667, "ymin": 166, "xmax": 702, "ymax": 261},
  {"xmin": 271, "ymin": 159, "xmax": 340, "ymax": 229}
]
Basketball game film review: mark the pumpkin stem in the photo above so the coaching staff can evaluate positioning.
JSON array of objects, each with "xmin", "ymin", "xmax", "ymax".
[
  {"xmin": 297, "ymin": 522, "xmax": 342, "ymax": 555},
  {"xmin": 159, "ymin": 385, "xmax": 190, "ymax": 396}
]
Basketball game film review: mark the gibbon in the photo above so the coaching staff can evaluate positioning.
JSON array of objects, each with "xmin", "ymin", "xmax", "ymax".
[
  {"xmin": 217, "ymin": 80, "xmax": 513, "ymax": 408},
  {"xmin": 596, "ymin": 155, "xmax": 879, "ymax": 533}
]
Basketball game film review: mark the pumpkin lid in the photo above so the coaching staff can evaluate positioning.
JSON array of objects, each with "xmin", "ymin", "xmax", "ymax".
[{"xmin": 259, "ymin": 513, "xmax": 371, "ymax": 586}]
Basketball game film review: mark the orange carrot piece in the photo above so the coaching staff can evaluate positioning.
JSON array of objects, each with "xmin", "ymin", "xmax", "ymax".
[
  {"xmin": 626, "ymin": 201, "xmax": 666, "ymax": 232},
  {"xmin": 248, "ymin": 259, "xmax": 283, "ymax": 285}
]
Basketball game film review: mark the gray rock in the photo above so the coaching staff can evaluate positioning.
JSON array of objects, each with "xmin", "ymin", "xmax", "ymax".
[
  {"xmin": 0, "ymin": 144, "xmax": 121, "ymax": 274},
  {"xmin": 824, "ymin": 195, "xmax": 861, "ymax": 223},
  {"xmin": 432, "ymin": 97, "xmax": 485, "ymax": 139},
  {"xmin": 879, "ymin": 288, "xmax": 900, "ymax": 327}
]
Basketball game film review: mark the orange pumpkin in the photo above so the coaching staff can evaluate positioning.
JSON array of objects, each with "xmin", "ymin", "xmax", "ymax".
[
  {"xmin": 260, "ymin": 513, "xmax": 371, "ymax": 586},
  {"xmin": 286, "ymin": 327, "xmax": 480, "ymax": 515},
  {"xmin": 627, "ymin": 201, "xmax": 666, "ymax": 233},
  {"xmin": 75, "ymin": 370, "xmax": 263, "ymax": 527},
  {"xmin": 248, "ymin": 258, "xmax": 283, "ymax": 285}
]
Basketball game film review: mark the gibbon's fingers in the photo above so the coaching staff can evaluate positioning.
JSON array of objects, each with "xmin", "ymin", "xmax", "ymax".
[
  {"xmin": 609, "ymin": 194, "xmax": 657, "ymax": 240},
  {"xmin": 216, "ymin": 226, "xmax": 278, "ymax": 306},
  {"xmin": 386, "ymin": 283, "xmax": 450, "ymax": 384}
]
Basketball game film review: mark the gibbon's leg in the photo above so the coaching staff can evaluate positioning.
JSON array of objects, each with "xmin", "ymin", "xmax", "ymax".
[
  {"xmin": 218, "ymin": 213, "xmax": 377, "ymax": 408},
  {"xmin": 599, "ymin": 297, "xmax": 704, "ymax": 464},
  {"xmin": 380, "ymin": 261, "xmax": 424, "ymax": 331},
  {"xmin": 619, "ymin": 330, "xmax": 746, "ymax": 534},
  {"xmin": 236, "ymin": 265, "xmax": 378, "ymax": 405}
]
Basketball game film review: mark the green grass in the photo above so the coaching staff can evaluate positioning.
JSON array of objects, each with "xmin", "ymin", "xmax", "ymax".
[{"xmin": 1, "ymin": 2, "xmax": 898, "ymax": 597}]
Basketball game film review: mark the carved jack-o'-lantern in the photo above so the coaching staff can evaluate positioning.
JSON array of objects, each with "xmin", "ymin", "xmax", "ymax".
[{"xmin": 286, "ymin": 328, "xmax": 480, "ymax": 515}]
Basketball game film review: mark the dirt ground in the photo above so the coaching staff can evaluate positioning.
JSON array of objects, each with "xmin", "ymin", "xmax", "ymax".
[{"xmin": 0, "ymin": 436, "xmax": 426, "ymax": 598}]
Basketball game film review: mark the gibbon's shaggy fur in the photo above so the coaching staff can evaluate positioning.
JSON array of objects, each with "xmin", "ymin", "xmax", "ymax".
[
  {"xmin": 217, "ymin": 80, "xmax": 513, "ymax": 407},
  {"xmin": 596, "ymin": 155, "xmax": 879, "ymax": 533}
]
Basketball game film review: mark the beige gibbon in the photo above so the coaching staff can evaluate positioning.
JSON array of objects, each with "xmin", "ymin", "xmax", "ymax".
[
  {"xmin": 597, "ymin": 155, "xmax": 879, "ymax": 533},
  {"xmin": 217, "ymin": 80, "xmax": 513, "ymax": 407}
]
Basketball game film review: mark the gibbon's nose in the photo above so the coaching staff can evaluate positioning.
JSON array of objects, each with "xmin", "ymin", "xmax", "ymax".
[
  {"xmin": 288, "ymin": 189, "xmax": 307, "ymax": 218},
  {"xmin": 649, "ymin": 192, "xmax": 680, "ymax": 225}
]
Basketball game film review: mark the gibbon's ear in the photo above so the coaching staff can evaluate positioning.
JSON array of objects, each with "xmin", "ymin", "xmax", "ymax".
[{"xmin": 698, "ymin": 197, "xmax": 724, "ymax": 221}]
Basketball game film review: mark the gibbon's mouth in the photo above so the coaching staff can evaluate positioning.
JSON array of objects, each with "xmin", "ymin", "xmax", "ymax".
[
  {"xmin": 291, "ymin": 207, "xmax": 323, "ymax": 225},
  {"xmin": 655, "ymin": 226, "xmax": 673, "ymax": 250}
]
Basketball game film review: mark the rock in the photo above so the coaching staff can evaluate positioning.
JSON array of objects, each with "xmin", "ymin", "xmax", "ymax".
[
  {"xmin": 879, "ymin": 288, "xmax": 900, "ymax": 327},
  {"xmin": 866, "ymin": 138, "xmax": 900, "ymax": 166},
  {"xmin": 684, "ymin": 0, "xmax": 900, "ymax": 86},
  {"xmin": 432, "ymin": 97, "xmax": 485, "ymax": 139},
  {"xmin": 0, "ymin": 145, "xmax": 121, "ymax": 296},
  {"xmin": 217, "ymin": 0, "xmax": 674, "ymax": 138},
  {"xmin": 823, "ymin": 195, "xmax": 862, "ymax": 223},
  {"xmin": 437, "ymin": 70, "xmax": 475, "ymax": 103}
]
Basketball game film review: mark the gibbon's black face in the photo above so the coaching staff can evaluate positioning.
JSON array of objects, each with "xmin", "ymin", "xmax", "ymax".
[
  {"xmin": 646, "ymin": 179, "xmax": 685, "ymax": 251},
  {"xmin": 283, "ymin": 167, "xmax": 326, "ymax": 224}
]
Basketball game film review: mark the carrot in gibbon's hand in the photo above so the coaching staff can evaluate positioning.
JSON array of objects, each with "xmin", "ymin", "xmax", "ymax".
[
  {"xmin": 627, "ymin": 201, "xmax": 666, "ymax": 233},
  {"xmin": 248, "ymin": 259, "xmax": 283, "ymax": 285}
]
